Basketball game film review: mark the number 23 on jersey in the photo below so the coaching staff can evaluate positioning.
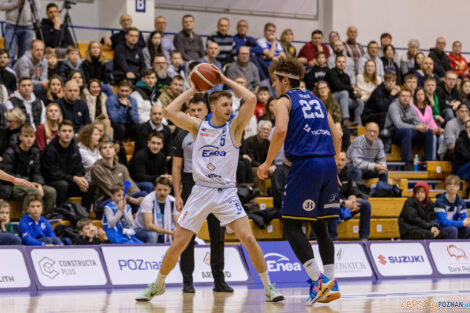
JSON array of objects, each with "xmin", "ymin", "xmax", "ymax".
[{"xmin": 299, "ymin": 99, "xmax": 325, "ymax": 119}]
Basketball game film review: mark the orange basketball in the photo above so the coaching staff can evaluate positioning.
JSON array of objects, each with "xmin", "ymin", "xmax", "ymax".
[{"xmin": 190, "ymin": 63, "xmax": 221, "ymax": 91}]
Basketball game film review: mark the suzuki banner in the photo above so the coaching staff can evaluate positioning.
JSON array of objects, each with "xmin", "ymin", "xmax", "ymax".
[
  {"xmin": 27, "ymin": 246, "xmax": 109, "ymax": 289},
  {"xmin": 0, "ymin": 247, "xmax": 34, "ymax": 291},
  {"xmin": 428, "ymin": 241, "xmax": 470, "ymax": 276},
  {"xmin": 368, "ymin": 242, "xmax": 434, "ymax": 279}
]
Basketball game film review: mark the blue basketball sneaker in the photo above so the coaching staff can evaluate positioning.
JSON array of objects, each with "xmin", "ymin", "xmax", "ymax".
[
  {"xmin": 306, "ymin": 273, "xmax": 335, "ymax": 306},
  {"xmin": 319, "ymin": 278, "xmax": 340, "ymax": 303}
]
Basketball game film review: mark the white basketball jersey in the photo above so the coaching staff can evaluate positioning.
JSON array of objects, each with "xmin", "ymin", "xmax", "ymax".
[{"xmin": 192, "ymin": 120, "xmax": 239, "ymax": 188}]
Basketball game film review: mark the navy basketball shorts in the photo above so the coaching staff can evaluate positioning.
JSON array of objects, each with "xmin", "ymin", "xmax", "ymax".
[{"xmin": 281, "ymin": 156, "xmax": 340, "ymax": 221}]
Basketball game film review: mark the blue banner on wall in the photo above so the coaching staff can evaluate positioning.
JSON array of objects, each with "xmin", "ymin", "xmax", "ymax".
[{"xmin": 136, "ymin": 0, "xmax": 146, "ymax": 13}]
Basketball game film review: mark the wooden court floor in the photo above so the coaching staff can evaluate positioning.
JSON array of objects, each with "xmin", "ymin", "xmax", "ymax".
[{"xmin": 2, "ymin": 279, "xmax": 470, "ymax": 313}]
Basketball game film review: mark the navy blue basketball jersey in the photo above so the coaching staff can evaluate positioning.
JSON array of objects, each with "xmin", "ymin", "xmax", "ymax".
[{"xmin": 282, "ymin": 89, "xmax": 335, "ymax": 160}]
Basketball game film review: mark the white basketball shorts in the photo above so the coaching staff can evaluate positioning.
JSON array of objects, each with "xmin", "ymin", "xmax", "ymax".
[{"xmin": 177, "ymin": 185, "xmax": 247, "ymax": 233}]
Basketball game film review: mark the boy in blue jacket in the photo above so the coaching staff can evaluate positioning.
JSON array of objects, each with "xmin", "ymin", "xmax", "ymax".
[
  {"xmin": 19, "ymin": 194, "xmax": 62, "ymax": 246},
  {"xmin": 435, "ymin": 175, "xmax": 470, "ymax": 239}
]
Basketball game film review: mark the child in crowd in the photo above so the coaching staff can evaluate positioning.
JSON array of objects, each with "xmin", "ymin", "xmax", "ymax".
[
  {"xmin": 59, "ymin": 46, "xmax": 83, "ymax": 82},
  {"xmin": 435, "ymin": 175, "xmax": 470, "ymax": 239},
  {"xmin": 45, "ymin": 51, "xmax": 61, "ymax": 79},
  {"xmin": 304, "ymin": 52, "xmax": 329, "ymax": 91},
  {"xmin": 255, "ymin": 86, "xmax": 270, "ymax": 120},
  {"xmin": 102, "ymin": 186, "xmax": 142, "ymax": 244},
  {"xmin": 19, "ymin": 194, "xmax": 62, "ymax": 246},
  {"xmin": 0, "ymin": 199, "xmax": 22, "ymax": 245},
  {"xmin": 76, "ymin": 218, "xmax": 108, "ymax": 245},
  {"xmin": 168, "ymin": 51, "xmax": 186, "ymax": 83}
]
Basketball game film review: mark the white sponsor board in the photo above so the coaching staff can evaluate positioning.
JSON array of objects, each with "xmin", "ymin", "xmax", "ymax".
[
  {"xmin": 0, "ymin": 249, "xmax": 31, "ymax": 288},
  {"xmin": 193, "ymin": 246, "xmax": 249, "ymax": 282},
  {"xmin": 30, "ymin": 248, "xmax": 108, "ymax": 287},
  {"xmin": 429, "ymin": 241, "xmax": 470, "ymax": 275},
  {"xmin": 369, "ymin": 242, "xmax": 433, "ymax": 277},
  {"xmin": 102, "ymin": 245, "xmax": 183, "ymax": 285},
  {"xmin": 311, "ymin": 243, "xmax": 373, "ymax": 278}
]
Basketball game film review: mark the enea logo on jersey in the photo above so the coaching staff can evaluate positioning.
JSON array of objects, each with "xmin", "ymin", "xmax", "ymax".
[
  {"xmin": 377, "ymin": 254, "xmax": 425, "ymax": 265},
  {"xmin": 264, "ymin": 253, "xmax": 302, "ymax": 272},
  {"xmin": 199, "ymin": 145, "xmax": 227, "ymax": 158}
]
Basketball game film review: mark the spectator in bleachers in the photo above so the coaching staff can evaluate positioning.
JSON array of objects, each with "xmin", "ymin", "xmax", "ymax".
[
  {"xmin": 5, "ymin": 77, "xmax": 45, "ymax": 129},
  {"xmin": 13, "ymin": 40, "xmax": 48, "ymax": 91},
  {"xmin": 414, "ymin": 57, "xmax": 439, "ymax": 88},
  {"xmin": 168, "ymin": 51, "xmax": 185, "ymax": 80},
  {"xmin": 0, "ymin": 49, "xmax": 17, "ymax": 94},
  {"xmin": 437, "ymin": 70, "xmax": 462, "ymax": 122},
  {"xmin": 83, "ymin": 79, "xmax": 110, "ymax": 131},
  {"xmin": 384, "ymin": 89, "xmax": 434, "ymax": 168},
  {"xmin": 129, "ymin": 131, "xmax": 169, "ymax": 193},
  {"xmin": 246, "ymin": 120, "xmax": 272, "ymax": 169},
  {"xmin": 271, "ymin": 159, "xmax": 291, "ymax": 211},
  {"xmin": 327, "ymin": 40, "xmax": 356, "ymax": 85},
  {"xmin": 238, "ymin": 138, "xmax": 254, "ymax": 184},
  {"xmin": 357, "ymin": 41, "xmax": 384, "ymax": 80},
  {"xmin": 378, "ymin": 33, "xmax": 392, "ymax": 57},
  {"xmin": 158, "ymin": 75, "xmax": 184, "ymax": 108},
  {"xmin": 102, "ymin": 186, "xmax": 142, "ymax": 244},
  {"xmin": 91, "ymin": 141, "xmax": 144, "ymax": 214},
  {"xmin": 400, "ymin": 39, "xmax": 420, "ymax": 76},
  {"xmin": 402, "ymin": 73, "xmax": 418, "ymax": 100},
  {"xmin": 19, "ymin": 194, "xmax": 62, "ymax": 246},
  {"xmin": 0, "ymin": 0, "xmax": 38, "ymax": 63},
  {"xmin": 133, "ymin": 176, "xmax": 177, "ymax": 243},
  {"xmin": 173, "ymin": 14, "xmax": 205, "ymax": 62},
  {"xmin": 356, "ymin": 60, "xmax": 382, "ymax": 102},
  {"xmin": 45, "ymin": 51, "xmax": 60, "ymax": 80},
  {"xmin": 40, "ymin": 3, "xmax": 73, "ymax": 57},
  {"xmin": 81, "ymin": 41, "xmax": 110, "ymax": 92},
  {"xmin": 199, "ymin": 42, "xmax": 222, "ymax": 70},
  {"xmin": 35, "ymin": 102, "xmax": 61, "ymax": 151},
  {"xmin": 0, "ymin": 124, "xmax": 56, "ymax": 213},
  {"xmin": 453, "ymin": 119, "xmax": 470, "ymax": 180},
  {"xmin": 398, "ymin": 181, "xmax": 443, "ymax": 239},
  {"xmin": 257, "ymin": 22, "xmax": 285, "ymax": 67},
  {"xmin": 305, "ymin": 52, "xmax": 329, "ymax": 91},
  {"xmin": 77, "ymin": 124, "xmax": 101, "ymax": 181},
  {"xmin": 325, "ymin": 55, "xmax": 364, "ymax": 126},
  {"xmin": 0, "ymin": 200, "xmax": 22, "ymax": 245},
  {"xmin": 42, "ymin": 120, "xmax": 94, "ymax": 209},
  {"xmin": 102, "ymin": 14, "xmax": 145, "ymax": 50},
  {"xmin": 226, "ymin": 46, "xmax": 260, "ymax": 91},
  {"xmin": 461, "ymin": 79, "xmax": 470, "ymax": 107},
  {"xmin": 0, "ymin": 108, "xmax": 25, "ymax": 156},
  {"xmin": 428, "ymin": 37, "xmax": 452, "ymax": 78},
  {"xmin": 207, "ymin": 17, "xmax": 234, "ymax": 67},
  {"xmin": 298, "ymin": 29, "xmax": 329, "ymax": 66},
  {"xmin": 153, "ymin": 16, "xmax": 175, "ymax": 61},
  {"xmin": 76, "ymin": 218, "xmax": 108, "ymax": 245},
  {"xmin": 381, "ymin": 44, "xmax": 400, "ymax": 84},
  {"xmin": 334, "ymin": 151, "xmax": 371, "ymax": 241},
  {"xmin": 254, "ymin": 86, "xmax": 269, "ymax": 121},
  {"xmin": 57, "ymin": 80, "xmax": 90, "ymax": 133},
  {"xmin": 143, "ymin": 31, "xmax": 163, "ymax": 69},
  {"xmin": 347, "ymin": 121, "xmax": 387, "ymax": 183},
  {"xmin": 232, "ymin": 19, "xmax": 263, "ymax": 56},
  {"xmin": 435, "ymin": 175, "xmax": 470, "ymax": 239},
  {"xmin": 113, "ymin": 27, "xmax": 146, "ymax": 83},
  {"xmin": 43, "ymin": 74, "xmax": 63, "ymax": 106},
  {"xmin": 439, "ymin": 104, "xmax": 469, "ymax": 160},
  {"xmin": 280, "ymin": 29, "xmax": 296, "ymax": 58},
  {"xmin": 328, "ymin": 31, "xmax": 340, "ymax": 55},
  {"xmin": 135, "ymin": 105, "xmax": 172, "ymax": 156},
  {"xmin": 449, "ymin": 41, "xmax": 469, "ymax": 78},
  {"xmin": 424, "ymin": 77, "xmax": 444, "ymax": 127},
  {"xmin": 69, "ymin": 71, "xmax": 86, "ymax": 99},
  {"xmin": 106, "ymin": 79, "xmax": 139, "ymax": 141},
  {"xmin": 152, "ymin": 54, "xmax": 171, "ymax": 87},
  {"xmin": 132, "ymin": 69, "xmax": 159, "ymax": 124},
  {"xmin": 344, "ymin": 26, "xmax": 365, "ymax": 67}
]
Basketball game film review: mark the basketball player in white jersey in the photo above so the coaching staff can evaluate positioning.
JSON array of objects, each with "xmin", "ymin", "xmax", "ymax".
[{"xmin": 136, "ymin": 67, "xmax": 284, "ymax": 303}]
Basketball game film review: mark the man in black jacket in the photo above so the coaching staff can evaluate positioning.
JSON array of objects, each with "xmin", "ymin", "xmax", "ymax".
[
  {"xmin": 40, "ymin": 3, "xmax": 73, "ymax": 55},
  {"xmin": 325, "ymin": 55, "xmax": 364, "ymax": 126},
  {"xmin": 57, "ymin": 80, "xmax": 91, "ymax": 132},
  {"xmin": 436, "ymin": 70, "xmax": 462, "ymax": 122},
  {"xmin": 102, "ymin": 14, "xmax": 145, "ymax": 50},
  {"xmin": 453, "ymin": 120, "xmax": 470, "ymax": 180},
  {"xmin": 0, "ymin": 49, "xmax": 17, "ymax": 93},
  {"xmin": 134, "ymin": 105, "xmax": 172, "ymax": 156},
  {"xmin": 428, "ymin": 37, "xmax": 452, "ymax": 78},
  {"xmin": 362, "ymin": 72, "xmax": 400, "ymax": 129},
  {"xmin": 113, "ymin": 27, "xmax": 146, "ymax": 83},
  {"xmin": 41, "ymin": 121, "xmax": 93, "ymax": 209},
  {"xmin": 0, "ymin": 125, "xmax": 56, "ymax": 213}
]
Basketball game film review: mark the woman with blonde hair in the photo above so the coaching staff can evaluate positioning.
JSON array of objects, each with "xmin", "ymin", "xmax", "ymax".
[
  {"xmin": 35, "ymin": 103, "xmax": 62, "ymax": 151},
  {"xmin": 44, "ymin": 75, "xmax": 64, "ymax": 106},
  {"xmin": 280, "ymin": 29, "xmax": 296, "ymax": 58},
  {"xmin": 77, "ymin": 124, "xmax": 102, "ymax": 180},
  {"xmin": 82, "ymin": 78, "xmax": 113, "ymax": 139},
  {"xmin": 0, "ymin": 108, "xmax": 26, "ymax": 156},
  {"xmin": 356, "ymin": 60, "xmax": 382, "ymax": 102},
  {"xmin": 81, "ymin": 40, "xmax": 113, "ymax": 96}
]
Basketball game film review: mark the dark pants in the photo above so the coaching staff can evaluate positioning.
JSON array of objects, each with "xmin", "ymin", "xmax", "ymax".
[
  {"xmin": 37, "ymin": 236, "xmax": 62, "ymax": 245},
  {"xmin": 441, "ymin": 107, "xmax": 455, "ymax": 122},
  {"xmin": 440, "ymin": 226, "xmax": 470, "ymax": 239},
  {"xmin": 111, "ymin": 122, "xmax": 137, "ymax": 142},
  {"xmin": 392, "ymin": 128, "xmax": 434, "ymax": 163},
  {"xmin": 179, "ymin": 172, "xmax": 226, "ymax": 284},
  {"xmin": 47, "ymin": 180, "xmax": 94, "ymax": 210},
  {"xmin": 350, "ymin": 167, "xmax": 388, "ymax": 183},
  {"xmin": 327, "ymin": 200, "xmax": 372, "ymax": 240},
  {"xmin": 457, "ymin": 161, "xmax": 470, "ymax": 182},
  {"xmin": 401, "ymin": 228, "xmax": 447, "ymax": 240},
  {"xmin": 0, "ymin": 232, "xmax": 22, "ymax": 245},
  {"xmin": 237, "ymin": 158, "xmax": 253, "ymax": 184}
]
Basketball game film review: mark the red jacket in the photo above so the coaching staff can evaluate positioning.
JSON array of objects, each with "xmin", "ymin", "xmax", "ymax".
[
  {"xmin": 449, "ymin": 52, "xmax": 468, "ymax": 76},
  {"xmin": 298, "ymin": 42, "xmax": 330, "ymax": 62}
]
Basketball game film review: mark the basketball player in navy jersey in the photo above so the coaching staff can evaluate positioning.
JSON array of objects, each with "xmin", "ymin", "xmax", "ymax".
[
  {"xmin": 258, "ymin": 57, "xmax": 342, "ymax": 305},
  {"xmin": 136, "ymin": 67, "xmax": 284, "ymax": 303}
]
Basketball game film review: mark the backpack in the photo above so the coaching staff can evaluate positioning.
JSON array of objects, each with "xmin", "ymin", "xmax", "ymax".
[
  {"xmin": 54, "ymin": 224, "xmax": 81, "ymax": 245},
  {"xmin": 370, "ymin": 180, "xmax": 402, "ymax": 197},
  {"xmin": 54, "ymin": 203, "xmax": 89, "ymax": 225}
]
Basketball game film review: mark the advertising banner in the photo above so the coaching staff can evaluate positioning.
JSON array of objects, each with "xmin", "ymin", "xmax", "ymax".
[
  {"xmin": 0, "ymin": 247, "xmax": 34, "ymax": 291},
  {"xmin": 428, "ymin": 241, "xmax": 470, "ymax": 276}
]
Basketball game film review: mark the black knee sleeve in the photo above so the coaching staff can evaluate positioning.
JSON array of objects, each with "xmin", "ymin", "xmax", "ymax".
[
  {"xmin": 283, "ymin": 219, "xmax": 314, "ymax": 264},
  {"xmin": 312, "ymin": 219, "xmax": 335, "ymax": 265}
]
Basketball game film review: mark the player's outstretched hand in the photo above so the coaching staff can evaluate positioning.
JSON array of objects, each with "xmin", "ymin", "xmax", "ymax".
[{"xmin": 257, "ymin": 162, "xmax": 270, "ymax": 180}]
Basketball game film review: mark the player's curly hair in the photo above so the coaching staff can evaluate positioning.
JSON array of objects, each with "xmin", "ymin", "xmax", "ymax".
[{"xmin": 268, "ymin": 56, "xmax": 305, "ymax": 88}]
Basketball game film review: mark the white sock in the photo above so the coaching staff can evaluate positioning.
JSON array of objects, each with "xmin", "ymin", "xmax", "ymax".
[
  {"xmin": 323, "ymin": 264, "xmax": 335, "ymax": 280},
  {"xmin": 155, "ymin": 272, "xmax": 167, "ymax": 289},
  {"xmin": 259, "ymin": 271, "xmax": 271, "ymax": 291},
  {"xmin": 303, "ymin": 258, "xmax": 320, "ymax": 281}
]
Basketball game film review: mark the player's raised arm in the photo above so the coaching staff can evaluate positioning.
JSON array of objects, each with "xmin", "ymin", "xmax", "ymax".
[{"xmin": 164, "ymin": 85, "xmax": 201, "ymax": 137}]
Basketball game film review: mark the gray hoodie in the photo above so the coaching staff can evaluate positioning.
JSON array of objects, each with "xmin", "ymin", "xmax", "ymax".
[
  {"xmin": 384, "ymin": 98, "xmax": 420, "ymax": 132},
  {"xmin": 0, "ymin": 0, "xmax": 40, "ymax": 26},
  {"xmin": 13, "ymin": 50, "xmax": 48, "ymax": 88}
]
